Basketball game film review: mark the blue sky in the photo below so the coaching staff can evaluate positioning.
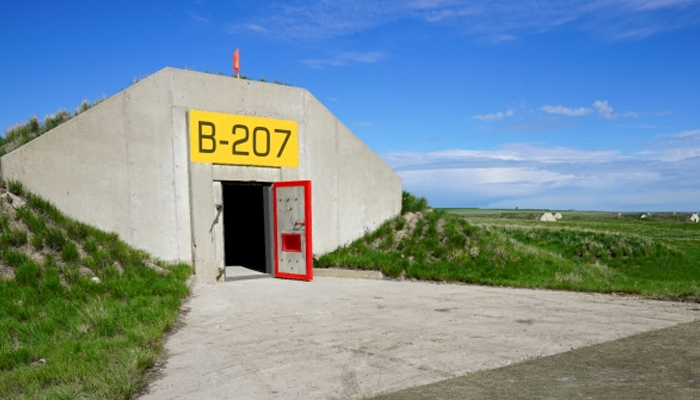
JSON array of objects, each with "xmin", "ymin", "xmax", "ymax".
[{"xmin": 2, "ymin": 0, "xmax": 699, "ymax": 211}]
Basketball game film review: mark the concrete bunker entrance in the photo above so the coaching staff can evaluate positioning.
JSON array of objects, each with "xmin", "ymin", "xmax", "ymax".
[{"xmin": 222, "ymin": 182, "xmax": 273, "ymax": 277}]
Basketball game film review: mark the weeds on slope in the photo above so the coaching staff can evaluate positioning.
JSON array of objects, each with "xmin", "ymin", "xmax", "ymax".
[
  {"xmin": 0, "ymin": 100, "xmax": 104, "ymax": 156},
  {"xmin": 0, "ymin": 181, "xmax": 190, "ymax": 400},
  {"xmin": 316, "ymin": 193, "xmax": 700, "ymax": 298}
]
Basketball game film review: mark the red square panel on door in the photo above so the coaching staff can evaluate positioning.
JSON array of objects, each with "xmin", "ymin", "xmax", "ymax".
[{"xmin": 281, "ymin": 233, "xmax": 302, "ymax": 253}]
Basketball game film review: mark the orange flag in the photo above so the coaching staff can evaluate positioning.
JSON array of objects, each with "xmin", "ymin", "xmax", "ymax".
[{"xmin": 233, "ymin": 49, "xmax": 240, "ymax": 75}]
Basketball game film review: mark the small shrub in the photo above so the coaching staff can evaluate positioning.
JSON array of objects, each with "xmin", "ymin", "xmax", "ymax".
[
  {"xmin": 14, "ymin": 260, "xmax": 42, "ymax": 286},
  {"xmin": 83, "ymin": 239, "xmax": 98, "ymax": 254},
  {"xmin": 2, "ymin": 228, "xmax": 27, "ymax": 247},
  {"xmin": 62, "ymin": 263, "xmax": 82, "ymax": 285},
  {"xmin": 16, "ymin": 207, "xmax": 48, "ymax": 234},
  {"xmin": 45, "ymin": 227, "xmax": 66, "ymax": 250},
  {"xmin": 379, "ymin": 231, "xmax": 395, "ymax": 250},
  {"xmin": 447, "ymin": 230, "xmax": 467, "ymax": 248},
  {"xmin": 31, "ymin": 233, "xmax": 44, "ymax": 250},
  {"xmin": 74, "ymin": 100, "xmax": 92, "ymax": 116},
  {"xmin": 7, "ymin": 180, "xmax": 25, "ymax": 196},
  {"xmin": 43, "ymin": 110, "xmax": 71, "ymax": 131},
  {"xmin": 27, "ymin": 193, "xmax": 66, "ymax": 224},
  {"xmin": 412, "ymin": 219, "xmax": 425, "ymax": 238},
  {"xmin": 401, "ymin": 191, "xmax": 428, "ymax": 215},
  {"xmin": 4, "ymin": 250, "xmax": 30, "ymax": 268},
  {"xmin": 67, "ymin": 221, "xmax": 90, "ymax": 241},
  {"xmin": 61, "ymin": 241, "xmax": 80, "ymax": 263}
]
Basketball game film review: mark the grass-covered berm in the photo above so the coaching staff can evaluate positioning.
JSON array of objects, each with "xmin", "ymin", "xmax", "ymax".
[
  {"xmin": 316, "ymin": 193, "xmax": 700, "ymax": 299},
  {"xmin": 0, "ymin": 181, "xmax": 190, "ymax": 400}
]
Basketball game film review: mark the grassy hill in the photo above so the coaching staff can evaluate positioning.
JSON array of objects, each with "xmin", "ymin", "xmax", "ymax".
[
  {"xmin": 316, "ymin": 193, "xmax": 700, "ymax": 299},
  {"xmin": 0, "ymin": 181, "xmax": 190, "ymax": 400}
]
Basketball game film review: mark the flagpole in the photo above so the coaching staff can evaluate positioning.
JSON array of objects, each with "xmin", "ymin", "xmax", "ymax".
[{"xmin": 233, "ymin": 49, "xmax": 240, "ymax": 78}]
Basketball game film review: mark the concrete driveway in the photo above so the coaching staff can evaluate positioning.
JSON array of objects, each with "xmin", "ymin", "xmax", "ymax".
[{"xmin": 139, "ymin": 276, "xmax": 699, "ymax": 400}]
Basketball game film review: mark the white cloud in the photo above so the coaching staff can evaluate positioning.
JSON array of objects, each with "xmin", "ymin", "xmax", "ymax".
[
  {"xmin": 302, "ymin": 51, "xmax": 387, "ymax": 68},
  {"xmin": 624, "ymin": 0, "xmax": 700, "ymax": 12},
  {"xmin": 593, "ymin": 100, "xmax": 617, "ymax": 119},
  {"xmin": 612, "ymin": 27, "xmax": 659, "ymax": 40},
  {"xmin": 541, "ymin": 100, "xmax": 639, "ymax": 119},
  {"xmin": 382, "ymin": 139, "xmax": 700, "ymax": 210},
  {"xmin": 384, "ymin": 144, "xmax": 620, "ymax": 168},
  {"xmin": 473, "ymin": 109, "xmax": 514, "ymax": 122},
  {"xmin": 541, "ymin": 105, "xmax": 592, "ymax": 116},
  {"xmin": 674, "ymin": 128, "xmax": 700, "ymax": 138},
  {"xmin": 648, "ymin": 128, "xmax": 700, "ymax": 160},
  {"xmin": 246, "ymin": 24, "xmax": 268, "ymax": 33},
  {"xmin": 189, "ymin": 11, "xmax": 209, "ymax": 23},
  {"xmin": 233, "ymin": 0, "xmax": 700, "ymax": 41}
]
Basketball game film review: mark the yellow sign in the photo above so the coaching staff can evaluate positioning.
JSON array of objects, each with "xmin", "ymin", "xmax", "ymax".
[{"xmin": 189, "ymin": 110, "xmax": 298, "ymax": 168}]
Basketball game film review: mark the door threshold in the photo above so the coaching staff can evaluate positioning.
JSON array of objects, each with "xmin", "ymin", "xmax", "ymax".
[{"xmin": 224, "ymin": 266, "xmax": 271, "ymax": 282}]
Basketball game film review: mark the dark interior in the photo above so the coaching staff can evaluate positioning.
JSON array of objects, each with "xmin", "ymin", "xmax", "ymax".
[{"xmin": 222, "ymin": 183, "xmax": 268, "ymax": 273}]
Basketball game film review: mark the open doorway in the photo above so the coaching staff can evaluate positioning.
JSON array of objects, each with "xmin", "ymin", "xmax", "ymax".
[{"xmin": 222, "ymin": 182, "xmax": 273, "ymax": 277}]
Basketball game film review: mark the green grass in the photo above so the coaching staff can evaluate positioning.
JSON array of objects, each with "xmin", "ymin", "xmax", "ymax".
[
  {"xmin": 0, "ymin": 181, "xmax": 191, "ymax": 400},
  {"xmin": 316, "ymin": 196, "xmax": 700, "ymax": 299}
]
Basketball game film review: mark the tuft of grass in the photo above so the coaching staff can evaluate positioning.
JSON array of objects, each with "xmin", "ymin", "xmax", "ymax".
[
  {"xmin": 44, "ymin": 227, "xmax": 66, "ymax": 251},
  {"xmin": 401, "ymin": 191, "xmax": 428, "ymax": 215},
  {"xmin": 1, "ymin": 228, "xmax": 28, "ymax": 248},
  {"xmin": 0, "ymin": 183, "xmax": 191, "ymax": 399},
  {"xmin": 7, "ymin": 181, "xmax": 25, "ymax": 197}
]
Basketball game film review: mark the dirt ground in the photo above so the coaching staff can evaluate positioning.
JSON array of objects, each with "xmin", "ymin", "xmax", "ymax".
[{"xmin": 138, "ymin": 276, "xmax": 699, "ymax": 400}]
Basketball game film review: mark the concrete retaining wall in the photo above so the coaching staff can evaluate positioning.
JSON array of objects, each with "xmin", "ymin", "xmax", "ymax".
[{"xmin": 1, "ymin": 67, "xmax": 401, "ymax": 282}]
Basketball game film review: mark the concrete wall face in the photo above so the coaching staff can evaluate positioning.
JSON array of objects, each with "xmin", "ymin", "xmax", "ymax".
[
  {"xmin": 1, "ymin": 67, "xmax": 401, "ymax": 282},
  {"xmin": 0, "ymin": 73, "xmax": 190, "ymax": 263},
  {"xmin": 299, "ymin": 92, "xmax": 402, "ymax": 251}
]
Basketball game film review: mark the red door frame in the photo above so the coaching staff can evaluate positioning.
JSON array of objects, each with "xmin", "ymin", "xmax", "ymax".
[{"xmin": 272, "ymin": 180, "xmax": 313, "ymax": 281}]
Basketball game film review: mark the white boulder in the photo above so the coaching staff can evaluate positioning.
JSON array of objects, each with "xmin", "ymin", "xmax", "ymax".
[
  {"xmin": 1, "ymin": 192, "xmax": 26, "ymax": 209},
  {"xmin": 540, "ymin": 212, "xmax": 557, "ymax": 222}
]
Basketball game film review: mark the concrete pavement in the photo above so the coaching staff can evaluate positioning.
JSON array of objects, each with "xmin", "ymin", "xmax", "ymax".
[
  {"xmin": 370, "ymin": 319, "xmax": 700, "ymax": 399},
  {"xmin": 139, "ymin": 276, "xmax": 699, "ymax": 400}
]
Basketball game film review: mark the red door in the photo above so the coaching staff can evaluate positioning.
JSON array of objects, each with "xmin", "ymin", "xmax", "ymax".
[{"xmin": 273, "ymin": 181, "xmax": 313, "ymax": 281}]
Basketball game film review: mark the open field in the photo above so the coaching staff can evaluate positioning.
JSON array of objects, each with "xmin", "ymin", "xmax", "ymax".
[
  {"xmin": 446, "ymin": 208, "xmax": 700, "ymax": 243},
  {"xmin": 445, "ymin": 207, "xmax": 698, "ymax": 222},
  {"xmin": 450, "ymin": 208, "xmax": 700, "ymax": 294},
  {"xmin": 316, "ymin": 194, "xmax": 700, "ymax": 299}
]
